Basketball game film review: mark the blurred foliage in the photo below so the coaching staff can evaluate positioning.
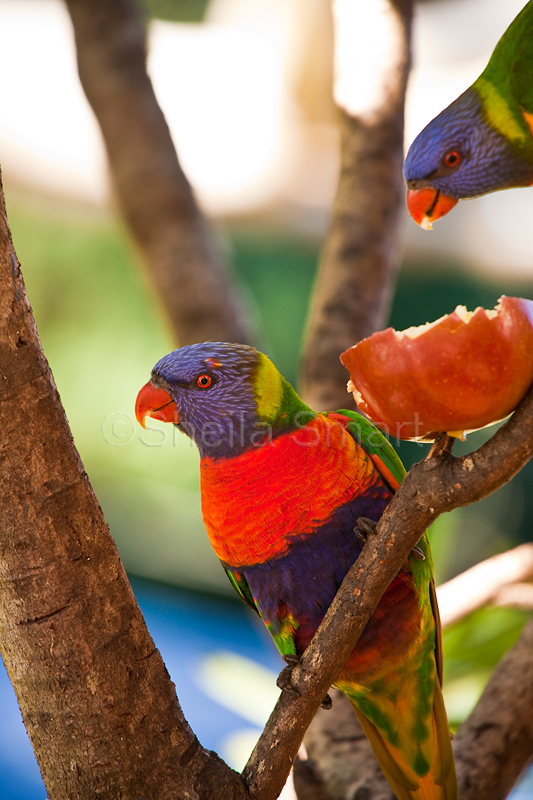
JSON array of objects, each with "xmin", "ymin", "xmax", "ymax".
[
  {"xmin": 141, "ymin": 0, "xmax": 210, "ymax": 23},
  {"xmin": 442, "ymin": 605, "xmax": 530, "ymax": 728},
  {"xmin": 7, "ymin": 187, "xmax": 533, "ymax": 727}
]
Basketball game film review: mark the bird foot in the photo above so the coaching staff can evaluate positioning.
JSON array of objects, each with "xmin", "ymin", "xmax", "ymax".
[
  {"xmin": 355, "ymin": 517, "xmax": 425, "ymax": 560},
  {"xmin": 410, "ymin": 545, "xmax": 426, "ymax": 560},
  {"xmin": 276, "ymin": 665, "xmax": 301, "ymax": 697},
  {"xmin": 277, "ymin": 655, "xmax": 332, "ymax": 709},
  {"xmin": 354, "ymin": 516, "xmax": 377, "ymax": 542}
]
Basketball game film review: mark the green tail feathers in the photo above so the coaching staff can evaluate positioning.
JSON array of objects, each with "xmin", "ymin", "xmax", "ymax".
[{"xmin": 350, "ymin": 679, "xmax": 457, "ymax": 800}]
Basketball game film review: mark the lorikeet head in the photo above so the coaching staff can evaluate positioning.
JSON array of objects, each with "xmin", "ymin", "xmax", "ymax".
[
  {"xmin": 135, "ymin": 342, "xmax": 310, "ymax": 458},
  {"xmin": 403, "ymin": 87, "xmax": 533, "ymax": 228}
]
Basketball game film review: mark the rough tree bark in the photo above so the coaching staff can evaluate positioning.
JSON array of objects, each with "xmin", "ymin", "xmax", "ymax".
[
  {"xmin": 299, "ymin": 0, "xmax": 413, "ymax": 411},
  {"xmin": 0, "ymin": 172, "xmax": 247, "ymax": 800},
  {"xmin": 65, "ymin": 0, "xmax": 252, "ymax": 347}
]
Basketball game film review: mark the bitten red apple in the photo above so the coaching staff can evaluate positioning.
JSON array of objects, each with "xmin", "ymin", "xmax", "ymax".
[{"xmin": 340, "ymin": 296, "xmax": 533, "ymax": 440}]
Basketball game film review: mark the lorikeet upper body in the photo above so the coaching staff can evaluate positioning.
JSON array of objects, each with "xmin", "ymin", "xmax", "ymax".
[
  {"xmin": 136, "ymin": 342, "xmax": 457, "ymax": 800},
  {"xmin": 404, "ymin": 0, "xmax": 533, "ymax": 229}
]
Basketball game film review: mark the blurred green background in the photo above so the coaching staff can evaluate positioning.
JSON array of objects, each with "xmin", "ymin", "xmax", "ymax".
[{"xmin": 7, "ymin": 178, "xmax": 533, "ymax": 730}]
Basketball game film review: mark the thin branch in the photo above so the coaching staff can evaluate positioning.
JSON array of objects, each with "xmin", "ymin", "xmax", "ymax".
[
  {"xmin": 299, "ymin": 0, "xmax": 413, "ymax": 411},
  {"xmin": 0, "ymin": 171, "xmax": 247, "ymax": 799},
  {"xmin": 427, "ymin": 432, "xmax": 456, "ymax": 458},
  {"xmin": 454, "ymin": 614, "xmax": 533, "ymax": 800},
  {"xmin": 437, "ymin": 543, "xmax": 533, "ymax": 628},
  {"xmin": 242, "ymin": 380, "xmax": 533, "ymax": 800},
  {"xmin": 494, "ymin": 582, "xmax": 533, "ymax": 609},
  {"xmin": 65, "ymin": 0, "xmax": 253, "ymax": 346}
]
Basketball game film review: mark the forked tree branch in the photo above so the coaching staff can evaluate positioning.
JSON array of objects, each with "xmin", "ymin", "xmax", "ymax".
[
  {"xmin": 65, "ymin": 0, "xmax": 252, "ymax": 347},
  {"xmin": 295, "ymin": 1, "xmax": 414, "ymax": 794},
  {"xmin": 1, "ymin": 2, "xmax": 529, "ymax": 798},
  {"xmin": 242, "ymin": 383, "xmax": 533, "ymax": 800}
]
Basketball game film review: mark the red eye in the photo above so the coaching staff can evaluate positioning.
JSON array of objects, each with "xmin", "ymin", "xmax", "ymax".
[
  {"xmin": 443, "ymin": 150, "xmax": 461, "ymax": 168},
  {"xmin": 197, "ymin": 374, "xmax": 212, "ymax": 389}
]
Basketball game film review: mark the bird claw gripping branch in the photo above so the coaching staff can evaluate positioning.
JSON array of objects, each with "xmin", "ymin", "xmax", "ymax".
[
  {"xmin": 278, "ymin": 654, "xmax": 332, "ymax": 709},
  {"xmin": 355, "ymin": 517, "xmax": 425, "ymax": 560}
]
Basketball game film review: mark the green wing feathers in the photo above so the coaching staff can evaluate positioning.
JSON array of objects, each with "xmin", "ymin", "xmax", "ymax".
[
  {"xmin": 480, "ymin": 0, "xmax": 533, "ymax": 111},
  {"xmin": 333, "ymin": 409, "xmax": 406, "ymax": 491},
  {"xmin": 339, "ymin": 595, "xmax": 456, "ymax": 800},
  {"xmin": 333, "ymin": 408, "xmax": 433, "ymax": 587},
  {"xmin": 224, "ymin": 568, "xmax": 259, "ymax": 615},
  {"xmin": 475, "ymin": 0, "xmax": 533, "ymax": 149}
]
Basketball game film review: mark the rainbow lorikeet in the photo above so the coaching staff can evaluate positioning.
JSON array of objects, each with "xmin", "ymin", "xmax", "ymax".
[
  {"xmin": 404, "ymin": 0, "xmax": 533, "ymax": 229},
  {"xmin": 135, "ymin": 342, "xmax": 457, "ymax": 800}
]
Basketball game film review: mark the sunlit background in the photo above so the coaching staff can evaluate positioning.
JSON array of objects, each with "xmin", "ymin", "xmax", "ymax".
[{"xmin": 1, "ymin": 0, "xmax": 533, "ymax": 797}]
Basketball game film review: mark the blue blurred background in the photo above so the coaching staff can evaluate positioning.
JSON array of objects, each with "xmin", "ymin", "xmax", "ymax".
[{"xmin": 0, "ymin": 0, "xmax": 532, "ymax": 796}]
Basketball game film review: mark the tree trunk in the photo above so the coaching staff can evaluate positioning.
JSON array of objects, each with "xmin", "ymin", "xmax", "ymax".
[{"xmin": 0, "ymin": 168, "xmax": 247, "ymax": 800}]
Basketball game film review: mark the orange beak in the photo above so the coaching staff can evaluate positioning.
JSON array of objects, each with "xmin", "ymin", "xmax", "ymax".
[
  {"xmin": 135, "ymin": 381, "xmax": 180, "ymax": 429},
  {"xmin": 406, "ymin": 187, "xmax": 458, "ymax": 230}
]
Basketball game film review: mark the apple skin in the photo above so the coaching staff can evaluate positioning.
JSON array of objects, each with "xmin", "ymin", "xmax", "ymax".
[{"xmin": 340, "ymin": 296, "xmax": 533, "ymax": 440}]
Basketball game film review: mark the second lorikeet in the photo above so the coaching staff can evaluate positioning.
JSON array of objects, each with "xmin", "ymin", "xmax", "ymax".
[
  {"xmin": 135, "ymin": 342, "xmax": 457, "ymax": 800},
  {"xmin": 404, "ymin": 0, "xmax": 533, "ymax": 229}
]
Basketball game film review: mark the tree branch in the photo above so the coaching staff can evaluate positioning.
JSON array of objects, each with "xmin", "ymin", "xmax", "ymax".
[
  {"xmin": 299, "ymin": 0, "xmax": 413, "ymax": 411},
  {"xmin": 0, "ymin": 170, "xmax": 247, "ymax": 799},
  {"xmin": 65, "ymin": 0, "xmax": 253, "ymax": 346},
  {"xmin": 437, "ymin": 543, "xmax": 533, "ymax": 628},
  {"xmin": 242, "ymin": 381, "xmax": 533, "ymax": 800},
  {"xmin": 454, "ymin": 614, "xmax": 533, "ymax": 800}
]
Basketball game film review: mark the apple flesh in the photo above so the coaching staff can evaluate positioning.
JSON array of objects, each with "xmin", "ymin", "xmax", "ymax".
[{"xmin": 340, "ymin": 296, "xmax": 533, "ymax": 440}]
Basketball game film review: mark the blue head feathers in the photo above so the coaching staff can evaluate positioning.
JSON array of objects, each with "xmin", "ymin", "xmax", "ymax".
[
  {"xmin": 151, "ymin": 342, "xmax": 262, "ymax": 458},
  {"xmin": 404, "ymin": 87, "xmax": 532, "ymax": 199}
]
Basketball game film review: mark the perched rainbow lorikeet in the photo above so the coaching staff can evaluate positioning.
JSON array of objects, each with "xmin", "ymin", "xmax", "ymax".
[
  {"xmin": 404, "ymin": 0, "xmax": 533, "ymax": 229},
  {"xmin": 136, "ymin": 342, "xmax": 457, "ymax": 800}
]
